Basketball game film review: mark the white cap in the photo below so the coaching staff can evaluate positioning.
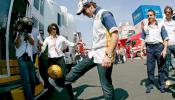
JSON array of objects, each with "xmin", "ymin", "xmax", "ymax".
[{"xmin": 76, "ymin": 0, "xmax": 91, "ymax": 15}]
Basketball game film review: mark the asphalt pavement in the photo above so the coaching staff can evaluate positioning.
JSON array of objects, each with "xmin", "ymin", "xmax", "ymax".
[{"xmin": 37, "ymin": 57, "xmax": 175, "ymax": 100}]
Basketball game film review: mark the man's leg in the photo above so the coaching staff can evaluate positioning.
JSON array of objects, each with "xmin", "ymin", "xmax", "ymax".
[
  {"xmin": 97, "ymin": 64, "xmax": 115, "ymax": 100},
  {"xmin": 65, "ymin": 57, "xmax": 96, "ymax": 85},
  {"xmin": 146, "ymin": 45, "xmax": 156, "ymax": 93},
  {"xmin": 38, "ymin": 54, "xmax": 49, "ymax": 88},
  {"xmin": 156, "ymin": 44, "xmax": 166, "ymax": 93},
  {"xmin": 18, "ymin": 57, "xmax": 34, "ymax": 100},
  {"xmin": 165, "ymin": 47, "xmax": 171, "ymax": 76},
  {"xmin": 28, "ymin": 60, "xmax": 36, "ymax": 95},
  {"xmin": 157, "ymin": 56, "xmax": 166, "ymax": 93},
  {"xmin": 57, "ymin": 57, "xmax": 74, "ymax": 99},
  {"xmin": 170, "ymin": 46, "xmax": 175, "ymax": 69}
]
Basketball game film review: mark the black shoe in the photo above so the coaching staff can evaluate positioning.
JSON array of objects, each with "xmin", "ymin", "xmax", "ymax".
[
  {"xmin": 146, "ymin": 84, "xmax": 153, "ymax": 93},
  {"xmin": 158, "ymin": 85, "xmax": 165, "ymax": 93},
  {"xmin": 172, "ymin": 93, "xmax": 175, "ymax": 98},
  {"xmin": 159, "ymin": 88, "xmax": 165, "ymax": 93},
  {"xmin": 146, "ymin": 88, "xmax": 151, "ymax": 93}
]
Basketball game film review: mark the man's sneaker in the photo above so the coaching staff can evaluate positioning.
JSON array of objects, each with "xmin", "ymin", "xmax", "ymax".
[
  {"xmin": 146, "ymin": 88, "xmax": 151, "ymax": 93},
  {"xmin": 172, "ymin": 93, "xmax": 175, "ymax": 98},
  {"xmin": 159, "ymin": 85, "xmax": 165, "ymax": 93},
  {"xmin": 146, "ymin": 84, "xmax": 153, "ymax": 93},
  {"xmin": 48, "ymin": 77, "xmax": 64, "ymax": 92}
]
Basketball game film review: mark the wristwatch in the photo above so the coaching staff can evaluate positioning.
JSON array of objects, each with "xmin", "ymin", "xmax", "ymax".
[{"xmin": 106, "ymin": 53, "xmax": 112, "ymax": 59}]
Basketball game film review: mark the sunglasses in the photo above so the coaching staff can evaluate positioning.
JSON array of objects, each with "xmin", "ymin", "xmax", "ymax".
[{"xmin": 51, "ymin": 28, "xmax": 57, "ymax": 30}]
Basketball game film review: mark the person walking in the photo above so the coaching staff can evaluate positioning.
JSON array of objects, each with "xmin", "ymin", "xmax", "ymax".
[
  {"xmin": 58, "ymin": 0, "xmax": 119, "ymax": 99},
  {"xmin": 37, "ymin": 30, "xmax": 51, "ymax": 89},
  {"xmin": 140, "ymin": 9, "xmax": 169, "ymax": 93},
  {"xmin": 163, "ymin": 6, "xmax": 175, "ymax": 71}
]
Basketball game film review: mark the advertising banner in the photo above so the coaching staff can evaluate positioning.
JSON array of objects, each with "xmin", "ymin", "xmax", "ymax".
[{"xmin": 132, "ymin": 5, "xmax": 163, "ymax": 25}]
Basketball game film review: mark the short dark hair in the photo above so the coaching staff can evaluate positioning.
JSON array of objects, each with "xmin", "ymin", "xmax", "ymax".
[
  {"xmin": 148, "ymin": 9, "xmax": 156, "ymax": 15},
  {"xmin": 164, "ymin": 6, "xmax": 173, "ymax": 14},
  {"xmin": 90, "ymin": 2, "xmax": 97, "ymax": 8},
  {"xmin": 82, "ymin": 2, "xmax": 97, "ymax": 15},
  {"xmin": 47, "ymin": 23, "xmax": 60, "ymax": 35}
]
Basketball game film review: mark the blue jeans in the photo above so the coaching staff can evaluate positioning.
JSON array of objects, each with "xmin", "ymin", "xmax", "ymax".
[
  {"xmin": 168, "ymin": 45, "xmax": 175, "ymax": 56},
  {"xmin": 115, "ymin": 53, "xmax": 118, "ymax": 64},
  {"xmin": 167, "ymin": 45, "xmax": 175, "ymax": 69},
  {"xmin": 65, "ymin": 57, "xmax": 115, "ymax": 100},
  {"xmin": 18, "ymin": 56, "xmax": 36, "ymax": 100},
  {"xmin": 146, "ymin": 43, "xmax": 166, "ymax": 87}
]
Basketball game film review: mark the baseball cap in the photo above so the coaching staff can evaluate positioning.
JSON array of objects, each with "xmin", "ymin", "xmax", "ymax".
[{"xmin": 76, "ymin": 0, "xmax": 92, "ymax": 15}]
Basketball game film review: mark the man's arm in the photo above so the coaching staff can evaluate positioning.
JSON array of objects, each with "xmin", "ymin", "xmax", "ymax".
[
  {"xmin": 101, "ymin": 11, "xmax": 119, "ymax": 67},
  {"xmin": 140, "ymin": 22, "xmax": 146, "ymax": 58},
  {"xmin": 101, "ymin": 11, "xmax": 118, "ymax": 56},
  {"xmin": 161, "ymin": 26, "xmax": 169, "ymax": 58},
  {"xmin": 14, "ymin": 33, "xmax": 21, "ymax": 48},
  {"xmin": 106, "ymin": 31, "xmax": 118, "ymax": 57},
  {"xmin": 27, "ymin": 34, "xmax": 34, "ymax": 45}
]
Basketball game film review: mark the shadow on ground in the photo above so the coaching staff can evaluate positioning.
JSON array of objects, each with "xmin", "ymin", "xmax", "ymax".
[
  {"xmin": 37, "ymin": 84, "xmax": 129, "ymax": 100},
  {"xmin": 140, "ymin": 76, "xmax": 175, "ymax": 99},
  {"xmin": 140, "ymin": 76, "xmax": 162, "ymax": 90},
  {"xmin": 74, "ymin": 84, "xmax": 129, "ymax": 100}
]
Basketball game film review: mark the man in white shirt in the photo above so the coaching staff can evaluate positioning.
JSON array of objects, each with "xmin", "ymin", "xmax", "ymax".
[
  {"xmin": 60, "ymin": 0, "xmax": 119, "ymax": 99},
  {"xmin": 37, "ymin": 30, "xmax": 51, "ymax": 90},
  {"xmin": 163, "ymin": 6, "xmax": 175, "ymax": 70},
  {"xmin": 140, "ymin": 10, "xmax": 169, "ymax": 93},
  {"xmin": 14, "ymin": 17, "xmax": 35, "ymax": 100}
]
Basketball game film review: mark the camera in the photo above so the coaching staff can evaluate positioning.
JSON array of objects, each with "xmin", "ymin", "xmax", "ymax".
[
  {"xmin": 172, "ymin": 14, "xmax": 175, "ymax": 20},
  {"xmin": 14, "ymin": 17, "xmax": 33, "ymax": 33}
]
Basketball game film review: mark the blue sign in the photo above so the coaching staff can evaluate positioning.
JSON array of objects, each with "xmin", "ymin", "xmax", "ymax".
[{"xmin": 132, "ymin": 5, "xmax": 163, "ymax": 25}]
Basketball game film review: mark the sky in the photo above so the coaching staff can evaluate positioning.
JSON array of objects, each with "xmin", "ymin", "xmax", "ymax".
[{"xmin": 55, "ymin": 0, "xmax": 175, "ymax": 48}]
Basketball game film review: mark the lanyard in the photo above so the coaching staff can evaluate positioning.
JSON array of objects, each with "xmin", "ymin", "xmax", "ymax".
[{"xmin": 52, "ymin": 37, "xmax": 59, "ymax": 55}]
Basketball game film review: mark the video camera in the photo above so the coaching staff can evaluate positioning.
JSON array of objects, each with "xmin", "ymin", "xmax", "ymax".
[
  {"xmin": 14, "ymin": 17, "xmax": 33, "ymax": 33},
  {"xmin": 172, "ymin": 14, "xmax": 175, "ymax": 20}
]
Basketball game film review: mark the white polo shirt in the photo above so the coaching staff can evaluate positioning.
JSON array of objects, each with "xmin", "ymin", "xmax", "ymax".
[
  {"xmin": 163, "ymin": 19, "xmax": 175, "ymax": 45},
  {"xmin": 88, "ymin": 8, "xmax": 118, "ymax": 64},
  {"xmin": 41, "ymin": 35, "xmax": 75, "ymax": 58},
  {"xmin": 141, "ymin": 20, "xmax": 169, "ymax": 44},
  {"xmin": 15, "ymin": 32, "xmax": 34, "ymax": 60}
]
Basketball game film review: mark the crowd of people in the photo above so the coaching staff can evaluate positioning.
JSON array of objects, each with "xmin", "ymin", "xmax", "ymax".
[
  {"xmin": 13, "ymin": 0, "xmax": 175, "ymax": 99},
  {"xmin": 140, "ymin": 6, "xmax": 175, "ymax": 93}
]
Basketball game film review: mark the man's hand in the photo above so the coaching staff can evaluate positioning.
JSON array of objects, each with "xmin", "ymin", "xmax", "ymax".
[
  {"xmin": 140, "ymin": 51, "xmax": 144, "ymax": 59},
  {"xmin": 102, "ymin": 55, "xmax": 112, "ymax": 68},
  {"xmin": 161, "ymin": 48, "xmax": 167, "ymax": 58}
]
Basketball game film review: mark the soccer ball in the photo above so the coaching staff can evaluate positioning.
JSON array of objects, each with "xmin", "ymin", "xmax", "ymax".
[
  {"xmin": 165, "ymin": 80, "xmax": 172, "ymax": 87},
  {"xmin": 48, "ymin": 65, "xmax": 62, "ymax": 79}
]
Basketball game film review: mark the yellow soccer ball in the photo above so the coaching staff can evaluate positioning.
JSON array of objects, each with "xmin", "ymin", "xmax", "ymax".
[{"xmin": 48, "ymin": 65, "xmax": 62, "ymax": 79}]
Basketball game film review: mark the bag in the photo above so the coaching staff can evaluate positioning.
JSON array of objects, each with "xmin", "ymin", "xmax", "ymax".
[{"xmin": 22, "ymin": 53, "xmax": 31, "ymax": 62}]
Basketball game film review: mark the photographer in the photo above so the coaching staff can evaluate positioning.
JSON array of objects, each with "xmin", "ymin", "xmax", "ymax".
[{"xmin": 14, "ymin": 17, "xmax": 35, "ymax": 100}]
